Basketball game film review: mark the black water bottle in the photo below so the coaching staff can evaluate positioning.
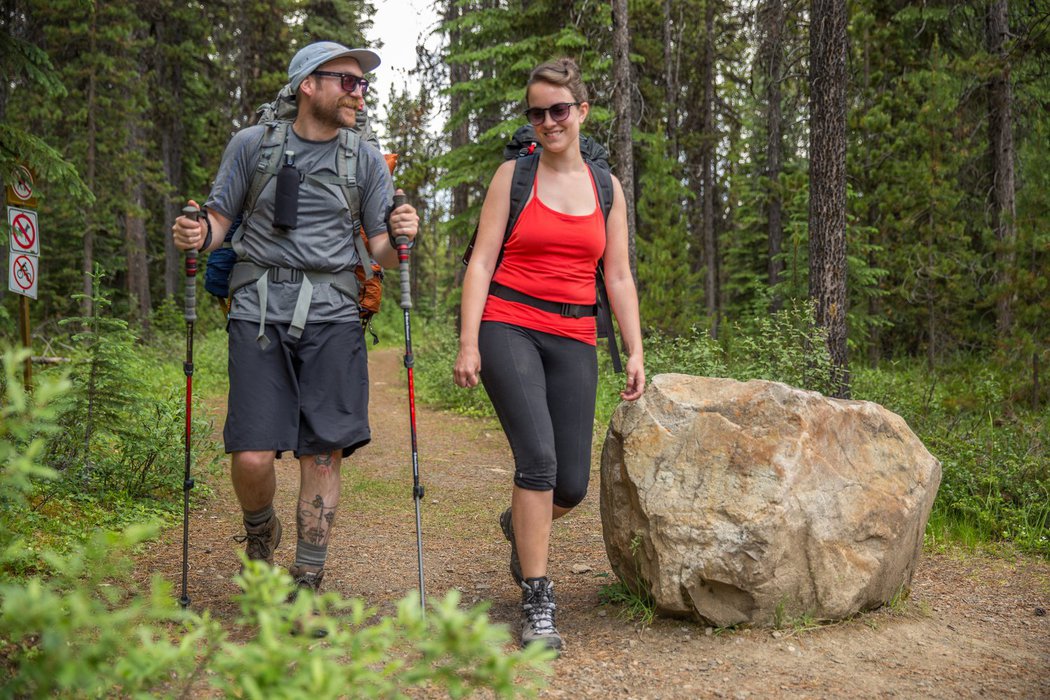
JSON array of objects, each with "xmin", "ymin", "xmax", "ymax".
[{"xmin": 273, "ymin": 150, "xmax": 299, "ymax": 232}]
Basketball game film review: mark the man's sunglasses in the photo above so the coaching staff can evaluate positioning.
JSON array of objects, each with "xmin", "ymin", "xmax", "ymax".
[
  {"xmin": 312, "ymin": 71, "xmax": 370, "ymax": 95},
  {"xmin": 523, "ymin": 102, "xmax": 580, "ymax": 126}
]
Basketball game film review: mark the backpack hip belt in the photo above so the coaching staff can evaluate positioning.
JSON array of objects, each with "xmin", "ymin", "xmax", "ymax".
[
  {"xmin": 489, "ymin": 281, "xmax": 597, "ymax": 319},
  {"xmin": 229, "ymin": 261, "xmax": 360, "ymax": 348}
]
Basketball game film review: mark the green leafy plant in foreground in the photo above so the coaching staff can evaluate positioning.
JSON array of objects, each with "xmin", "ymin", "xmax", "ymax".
[{"xmin": 1, "ymin": 346, "xmax": 553, "ymax": 698}]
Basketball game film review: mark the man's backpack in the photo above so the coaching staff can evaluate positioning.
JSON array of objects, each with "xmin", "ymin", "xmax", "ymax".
[
  {"xmin": 461, "ymin": 124, "xmax": 622, "ymax": 372},
  {"xmin": 203, "ymin": 84, "xmax": 391, "ymax": 341}
]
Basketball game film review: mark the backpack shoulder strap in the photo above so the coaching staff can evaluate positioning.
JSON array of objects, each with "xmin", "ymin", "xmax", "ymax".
[
  {"xmin": 507, "ymin": 153, "xmax": 539, "ymax": 240},
  {"xmin": 243, "ymin": 120, "xmax": 289, "ymax": 219},
  {"xmin": 335, "ymin": 127, "xmax": 373, "ymax": 280},
  {"xmin": 586, "ymin": 161, "xmax": 615, "ymax": 223},
  {"xmin": 234, "ymin": 120, "xmax": 289, "ymax": 256}
]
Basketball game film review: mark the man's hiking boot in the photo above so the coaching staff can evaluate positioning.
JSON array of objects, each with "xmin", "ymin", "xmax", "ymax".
[
  {"xmin": 288, "ymin": 564, "xmax": 325, "ymax": 597},
  {"xmin": 288, "ymin": 564, "xmax": 328, "ymax": 638},
  {"xmin": 499, "ymin": 507, "xmax": 524, "ymax": 586},
  {"xmin": 520, "ymin": 577, "xmax": 562, "ymax": 654},
  {"xmin": 233, "ymin": 513, "xmax": 282, "ymax": 569}
]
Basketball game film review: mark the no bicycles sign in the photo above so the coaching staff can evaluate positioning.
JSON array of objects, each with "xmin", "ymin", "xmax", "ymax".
[{"xmin": 9, "ymin": 252, "xmax": 37, "ymax": 299}]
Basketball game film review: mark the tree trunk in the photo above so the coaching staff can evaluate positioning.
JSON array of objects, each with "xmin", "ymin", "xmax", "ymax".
[
  {"xmin": 808, "ymin": 0, "xmax": 849, "ymax": 397},
  {"xmin": 761, "ymin": 0, "xmax": 785, "ymax": 312},
  {"xmin": 82, "ymin": 6, "xmax": 98, "ymax": 318},
  {"xmin": 125, "ymin": 122, "xmax": 151, "ymax": 330},
  {"xmin": 448, "ymin": 0, "xmax": 470, "ymax": 289},
  {"xmin": 663, "ymin": 0, "xmax": 679, "ymax": 159},
  {"xmin": 986, "ymin": 0, "xmax": 1016, "ymax": 336},
  {"xmin": 612, "ymin": 0, "xmax": 638, "ymax": 276},
  {"xmin": 701, "ymin": 0, "xmax": 719, "ymax": 337}
]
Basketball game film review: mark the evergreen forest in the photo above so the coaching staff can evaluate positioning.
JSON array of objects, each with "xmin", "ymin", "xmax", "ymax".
[{"xmin": 0, "ymin": 0, "xmax": 1048, "ymax": 694}]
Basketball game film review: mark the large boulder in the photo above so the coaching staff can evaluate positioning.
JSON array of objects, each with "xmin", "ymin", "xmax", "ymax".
[{"xmin": 599, "ymin": 374, "xmax": 941, "ymax": 627}]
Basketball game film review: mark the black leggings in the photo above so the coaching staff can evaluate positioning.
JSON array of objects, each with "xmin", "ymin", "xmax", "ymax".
[{"xmin": 479, "ymin": 321, "xmax": 598, "ymax": 509}]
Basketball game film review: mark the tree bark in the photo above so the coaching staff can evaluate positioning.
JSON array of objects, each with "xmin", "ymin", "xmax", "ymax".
[
  {"xmin": 447, "ymin": 0, "xmax": 470, "ymax": 288},
  {"xmin": 701, "ymin": 0, "xmax": 719, "ymax": 336},
  {"xmin": 612, "ymin": 0, "xmax": 638, "ymax": 276},
  {"xmin": 82, "ymin": 6, "xmax": 97, "ymax": 318},
  {"xmin": 125, "ymin": 122, "xmax": 151, "ymax": 330},
  {"xmin": 761, "ymin": 0, "xmax": 785, "ymax": 312},
  {"xmin": 986, "ymin": 0, "xmax": 1016, "ymax": 336},
  {"xmin": 663, "ymin": 0, "xmax": 679, "ymax": 159},
  {"xmin": 808, "ymin": 0, "xmax": 849, "ymax": 397}
]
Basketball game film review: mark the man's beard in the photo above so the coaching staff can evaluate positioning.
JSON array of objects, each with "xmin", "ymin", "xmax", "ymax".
[{"xmin": 310, "ymin": 97, "xmax": 361, "ymax": 131}]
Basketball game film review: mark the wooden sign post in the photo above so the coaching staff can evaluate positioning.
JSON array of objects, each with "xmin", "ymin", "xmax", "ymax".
[{"xmin": 6, "ymin": 165, "xmax": 39, "ymax": 391}]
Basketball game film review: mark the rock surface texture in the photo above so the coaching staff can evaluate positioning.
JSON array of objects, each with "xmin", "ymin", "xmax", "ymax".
[{"xmin": 599, "ymin": 374, "xmax": 941, "ymax": 627}]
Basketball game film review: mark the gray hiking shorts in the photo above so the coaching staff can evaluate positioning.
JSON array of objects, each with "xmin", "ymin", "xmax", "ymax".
[{"xmin": 224, "ymin": 319, "xmax": 371, "ymax": 458}]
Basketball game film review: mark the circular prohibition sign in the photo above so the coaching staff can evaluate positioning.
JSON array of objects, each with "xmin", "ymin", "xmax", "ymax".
[
  {"xmin": 10, "ymin": 211, "xmax": 36, "ymax": 251},
  {"xmin": 12, "ymin": 254, "xmax": 34, "ymax": 291}
]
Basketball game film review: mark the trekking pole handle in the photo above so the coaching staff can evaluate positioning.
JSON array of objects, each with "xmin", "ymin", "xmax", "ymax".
[
  {"xmin": 393, "ymin": 193, "xmax": 412, "ymax": 310},
  {"xmin": 182, "ymin": 205, "xmax": 199, "ymax": 323}
]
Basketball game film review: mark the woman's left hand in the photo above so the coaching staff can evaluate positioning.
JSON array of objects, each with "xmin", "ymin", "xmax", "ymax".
[{"xmin": 620, "ymin": 354, "xmax": 645, "ymax": 401}]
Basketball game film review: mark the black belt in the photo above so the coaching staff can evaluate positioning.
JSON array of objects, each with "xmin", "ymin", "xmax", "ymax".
[{"xmin": 489, "ymin": 282, "xmax": 597, "ymax": 319}]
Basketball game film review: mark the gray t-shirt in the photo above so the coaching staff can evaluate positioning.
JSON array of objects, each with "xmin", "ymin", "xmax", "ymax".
[{"xmin": 206, "ymin": 124, "xmax": 394, "ymax": 324}]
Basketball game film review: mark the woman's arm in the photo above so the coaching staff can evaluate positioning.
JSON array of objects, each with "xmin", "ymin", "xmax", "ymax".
[
  {"xmin": 453, "ymin": 160, "xmax": 517, "ymax": 388},
  {"xmin": 602, "ymin": 175, "xmax": 645, "ymax": 401}
]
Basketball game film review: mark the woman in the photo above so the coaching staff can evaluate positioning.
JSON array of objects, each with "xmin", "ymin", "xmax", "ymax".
[{"xmin": 454, "ymin": 58, "xmax": 645, "ymax": 653}]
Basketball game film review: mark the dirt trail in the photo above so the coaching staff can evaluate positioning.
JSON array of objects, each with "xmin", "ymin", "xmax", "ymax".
[{"xmin": 139, "ymin": 348, "xmax": 1050, "ymax": 699}]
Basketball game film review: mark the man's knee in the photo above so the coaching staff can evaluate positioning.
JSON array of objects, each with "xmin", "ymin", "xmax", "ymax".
[{"xmin": 232, "ymin": 450, "xmax": 276, "ymax": 475}]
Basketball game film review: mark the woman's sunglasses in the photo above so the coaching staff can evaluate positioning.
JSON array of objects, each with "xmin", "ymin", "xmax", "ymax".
[
  {"xmin": 523, "ymin": 102, "xmax": 580, "ymax": 126},
  {"xmin": 312, "ymin": 71, "xmax": 370, "ymax": 95}
]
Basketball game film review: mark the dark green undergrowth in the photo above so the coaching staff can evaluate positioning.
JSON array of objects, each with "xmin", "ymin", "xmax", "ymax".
[{"xmin": 411, "ymin": 302, "xmax": 1048, "ymax": 557}]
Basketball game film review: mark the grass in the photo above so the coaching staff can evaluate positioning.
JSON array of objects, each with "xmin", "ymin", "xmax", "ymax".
[{"xmin": 597, "ymin": 579, "xmax": 657, "ymax": 625}]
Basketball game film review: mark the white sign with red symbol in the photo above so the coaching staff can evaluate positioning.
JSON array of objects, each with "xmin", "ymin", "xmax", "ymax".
[
  {"xmin": 8, "ymin": 206, "xmax": 39, "ymax": 255},
  {"xmin": 5, "ymin": 165, "xmax": 37, "ymax": 209},
  {"xmin": 11, "ymin": 167, "xmax": 32, "ymax": 200},
  {"xmin": 9, "ymin": 251, "xmax": 38, "ymax": 299}
]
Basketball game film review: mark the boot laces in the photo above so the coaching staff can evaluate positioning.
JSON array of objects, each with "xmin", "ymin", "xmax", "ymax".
[
  {"xmin": 523, "ymin": 582, "xmax": 557, "ymax": 634},
  {"xmin": 233, "ymin": 519, "xmax": 277, "ymax": 561}
]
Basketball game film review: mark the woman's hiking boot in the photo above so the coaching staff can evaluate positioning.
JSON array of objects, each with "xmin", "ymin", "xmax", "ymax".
[
  {"xmin": 520, "ymin": 576, "xmax": 562, "ymax": 654},
  {"xmin": 233, "ymin": 513, "xmax": 282, "ymax": 570},
  {"xmin": 499, "ymin": 507, "xmax": 524, "ymax": 586}
]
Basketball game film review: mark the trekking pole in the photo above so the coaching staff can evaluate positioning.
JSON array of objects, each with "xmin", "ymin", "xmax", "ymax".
[
  {"xmin": 179, "ymin": 204, "xmax": 199, "ymax": 609},
  {"xmin": 394, "ymin": 192, "xmax": 425, "ymax": 613}
]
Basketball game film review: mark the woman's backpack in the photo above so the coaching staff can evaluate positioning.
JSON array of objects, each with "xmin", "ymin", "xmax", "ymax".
[{"xmin": 461, "ymin": 125, "xmax": 622, "ymax": 372}]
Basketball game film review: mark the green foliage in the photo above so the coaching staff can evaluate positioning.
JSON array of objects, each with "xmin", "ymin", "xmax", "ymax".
[
  {"xmin": 43, "ymin": 269, "xmax": 220, "ymax": 503},
  {"xmin": 1, "ymin": 346, "xmax": 553, "ymax": 698},
  {"xmin": 854, "ymin": 359, "xmax": 1050, "ymax": 556},
  {"xmin": 597, "ymin": 579, "xmax": 656, "ymax": 626},
  {"xmin": 634, "ymin": 130, "xmax": 702, "ymax": 335}
]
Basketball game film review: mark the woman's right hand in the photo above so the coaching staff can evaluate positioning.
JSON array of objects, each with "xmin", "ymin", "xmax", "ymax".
[{"xmin": 453, "ymin": 346, "xmax": 482, "ymax": 388}]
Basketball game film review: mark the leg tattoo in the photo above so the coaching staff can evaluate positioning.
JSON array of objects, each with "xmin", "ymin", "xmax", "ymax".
[{"xmin": 297, "ymin": 494, "xmax": 337, "ymax": 547}]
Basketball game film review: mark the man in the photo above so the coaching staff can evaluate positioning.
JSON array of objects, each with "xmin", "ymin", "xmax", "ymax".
[{"xmin": 171, "ymin": 41, "xmax": 419, "ymax": 592}]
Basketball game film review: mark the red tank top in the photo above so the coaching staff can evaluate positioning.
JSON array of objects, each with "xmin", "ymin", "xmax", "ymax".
[{"xmin": 482, "ymin": 168, "xmax": 606, "ymax": 344}]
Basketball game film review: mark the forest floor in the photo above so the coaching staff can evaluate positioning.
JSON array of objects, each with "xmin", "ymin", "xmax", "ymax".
[{"xmin": 138, "ymin": 347, "xmax": 1050, "ymax": 699}]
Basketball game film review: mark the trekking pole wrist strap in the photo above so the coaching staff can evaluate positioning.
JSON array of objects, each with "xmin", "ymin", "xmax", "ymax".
[{"xmin": 201, "ymin": 210, "xmax": 213, "ymax": 251}]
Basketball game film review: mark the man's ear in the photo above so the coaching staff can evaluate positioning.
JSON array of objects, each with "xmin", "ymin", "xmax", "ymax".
[{"xmin": 298, "ymin": 77, "xmax": 316, "ymax": 100}]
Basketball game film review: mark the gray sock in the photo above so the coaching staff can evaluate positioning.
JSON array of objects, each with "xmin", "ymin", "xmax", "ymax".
[
  {"xmin": 243, "ymin": 504, "xmax": 274, "ymax": 527},
  {"xmin": 295, "ymin": 540, "xmax": 327, "ymax": 570}
]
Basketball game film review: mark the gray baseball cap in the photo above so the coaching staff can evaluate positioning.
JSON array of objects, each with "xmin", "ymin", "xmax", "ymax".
[{"xmin": 288, "ymin": 41, "xmax": 381, "ymax": 92}]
